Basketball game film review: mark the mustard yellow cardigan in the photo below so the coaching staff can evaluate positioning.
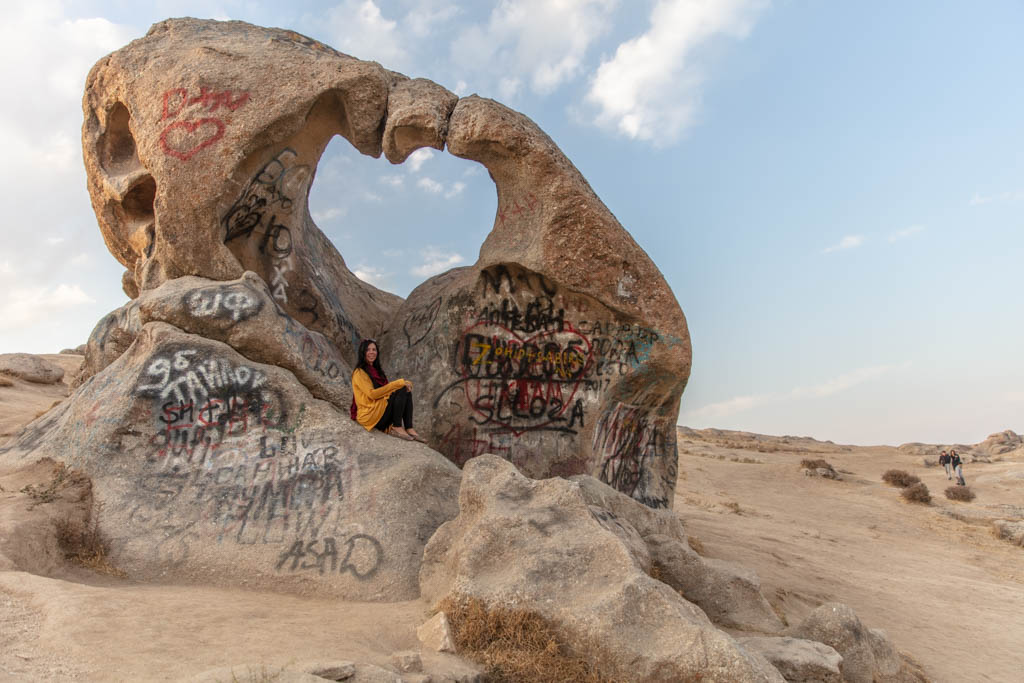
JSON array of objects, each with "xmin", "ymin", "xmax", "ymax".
[{"xmin": 351, "ymin": 368, "xmax": 407, "ymax": 431}]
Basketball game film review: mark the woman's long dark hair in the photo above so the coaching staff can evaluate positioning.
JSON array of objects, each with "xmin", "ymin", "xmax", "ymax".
[{"xmin": 355, "ymin": 339, "xmax": 387, "ymax": 379}]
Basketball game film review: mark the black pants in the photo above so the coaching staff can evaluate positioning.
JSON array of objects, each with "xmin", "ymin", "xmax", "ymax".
[{"xmin": 374, "ymin": 387, "xmax": 413, "ymax": 431}]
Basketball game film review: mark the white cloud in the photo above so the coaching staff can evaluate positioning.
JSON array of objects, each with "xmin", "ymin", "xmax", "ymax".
[
  {"xmin": 790, "ymin": 364, "xmax": 900, "ymax": 399},
  {"xmin": 498, "ymin": 76, "xmax": 522, "ymax": 99},
  {"xmin": 406, "ymin": 2, "xmax": 461, "ymax": 37},
  {"xmin": 586, "ymin": 0, "xmax": 766, "ymax": 143},
  {"xmin": 681, "ymin": 364, "xmax": 900, "ymax": 422},
  {"xmin": 411, "ymin": 247, "xmax": 464, "ymax": 277},
  {"xmin": 454, "ymin": 79, "xmax": 469, "ymax": 95},
  {"xmin": 46, "ymin": 237, "xmax": 65, "ymax": 246},
  {"xmin": 363, "ymin": 191, "xmax": 383, "ymax": 202},
  {"xmin": 445, "ymin": 181, "xmax": 466, "ymax": 199},
  {"xmin": 407, "ymin": 148, "xmax": 435, "ymax": 172},
  {"xmin": 380, "ymin": 174, "xmax": 404, "ymax": 187},
  {"xmin": 888, "ymin": 225, "xmax": 924, "ymax": 242},
  {"xmin": 323, "ymin": 0, "xmax": 408, "ymax": 67},
  {"xmin": 312, "ymin": 207, "xmax": 347, "ymax": 222},
  {"xmin": 452, "ymin": 0, "xmax": 618, "ymax": 95},
  {"xmin": 970, "ymin": 189, "xmax": 1024, "ymax": 205},
  {"xmin": 0, "ymin": 283, "xmax": 94, "ymax": 331},
  {"xmin": 822, "ymin": 234, "xmax": 864, "ymax": 253},
  {"xmin": 417, "ymin": 177, "xmax": 444, "ymax": 194},
  {"xmin": 352, "ymin": 264, "xmax": 390, "ymax": 287}
]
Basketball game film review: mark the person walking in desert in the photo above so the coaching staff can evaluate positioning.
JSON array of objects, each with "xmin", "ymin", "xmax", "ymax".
[{"xmin": 939, "ymin": 450, "xmax": 952, "ymax": 480}]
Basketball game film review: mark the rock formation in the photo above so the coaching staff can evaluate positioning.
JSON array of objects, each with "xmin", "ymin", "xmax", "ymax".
[
  {"xmin": 0, "ymin": 17, "xmax": 929, "ymax": 681},
  {"xmin": 76, "ymin": 17, "xmax": 691, "ymax": 510},
  {"xmin": 0, "ymin": 354, "xmax": 65, "ymax": 385}
]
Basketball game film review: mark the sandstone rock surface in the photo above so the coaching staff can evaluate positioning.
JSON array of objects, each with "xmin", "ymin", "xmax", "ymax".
[
  {"xmin": 787, "ymin": 603, "xmax": 917, "ymax": 683},
  {"xmin": 420, "ymin": 455, "xmax": 783, "ymax": 682},
  {"xmin": 0, "ymin": 354, "xmax": 65, "ymax": 384},
  {"xmin": 79, "ymin": 16, "xmax": 691, "ymax": 510},
  {"xmin": 739, "ymin": 636, "xmax": 843, "ymax": 683},
  {"xmin": 1, "ymin": 321, "xmax": 460, "ymax": 599}
]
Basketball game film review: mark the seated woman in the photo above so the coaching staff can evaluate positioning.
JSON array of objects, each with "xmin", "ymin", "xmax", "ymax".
[{"xmin": 350, "ymin": 338, "xmax": 426, "ymax": 442}]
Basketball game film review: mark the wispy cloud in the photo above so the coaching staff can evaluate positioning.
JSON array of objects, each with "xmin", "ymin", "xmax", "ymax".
[
  {"xmin": 822, "ymin": 234, "xmax": 864, "ymax": 253},
  {"xmin": 417, "ymin": 177, "xmax": 444, "ymax": 193},
  {"xmin": 411, "ymin": 247, "xmax": 464, "ymax": 277},
  {"xmin": 452, "ymin": 0, "xmax": 618, "ymax": 96},
  {"xmin": 445, "ymin": 181, "xmax": 466, "ymax": 199},
  {"xmin": 407, "ymin": 148, "xmax": 435, "ymax": 172},
  {"xmin": 312, "ymin": 207, "xmax": 347, "ymax": 222},
  {"xmin": 352, "ymin": 264, "xmax": 390, "ymax": 287},
  {"xmin": 380, "ymin": 174, "xmax": 404, "ymax": 187},
  {"xmin": 970, "ymin": 189, "xmax": 1024, "ymax": 205},
  {"xmin": 586, "ymin": 0, "xmax": 766, "ymax": 143},
  {"xmin": 888, "ymin": 225, "xmax": 924, "ymax": 242},
  {"xmin": 681, "ymin": 364, "xmax": 901, "ymax": 422},
  {"xmin": 0, "ymin": 284, "xmax": 95, "ymax": 330}
]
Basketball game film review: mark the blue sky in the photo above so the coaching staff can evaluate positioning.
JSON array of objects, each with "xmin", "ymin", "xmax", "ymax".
[{"xmin": 1, "ymin": 0, "xmax": 1021, "ymax": 445}]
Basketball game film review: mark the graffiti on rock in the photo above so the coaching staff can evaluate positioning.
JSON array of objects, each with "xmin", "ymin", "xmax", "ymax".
[
  {"xmin": 158, "ymin": 86, "xmax": 250, "ymax": 161},
  {"xmin": 593, "ymin": 402, "xmax": 675, "ymax": 509},
  {"xmin": 184, "ymin": 283, "xmax": 263, "ymax": 322},
  {"xmin": 275, "ymin": 533, "xmax": 382, "ymax": 578},
  {"xmin": 421, "ymin": 264, "xmax": 677, "ymax": 506}
]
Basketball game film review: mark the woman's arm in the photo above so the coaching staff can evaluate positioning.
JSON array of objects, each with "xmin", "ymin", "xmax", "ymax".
[{"xmin": 352, "ymin": 369, "xmax": 406, "ymax": 400}]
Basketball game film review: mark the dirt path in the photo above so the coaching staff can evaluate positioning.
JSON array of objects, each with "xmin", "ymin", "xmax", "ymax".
[
  {"xmin": 0, "ymin": 570, "xmax": 465, "ymax": 681},
  {"xmin": 674, "ymin": 435, "xmax": 1024, "ymax": 682}
]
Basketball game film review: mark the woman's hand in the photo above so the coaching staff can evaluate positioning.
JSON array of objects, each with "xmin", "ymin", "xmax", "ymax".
[{"xmin": 404, "ymin": 379, "xmax": 413, "ymax": 391}]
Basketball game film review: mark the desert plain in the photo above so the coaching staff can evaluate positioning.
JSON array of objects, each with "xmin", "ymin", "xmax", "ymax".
[{"xmin": 1, "ymin": 352, "xmax": 1021, "ymax": 681}]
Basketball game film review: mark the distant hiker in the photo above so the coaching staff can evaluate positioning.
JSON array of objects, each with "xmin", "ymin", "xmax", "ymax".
[
  {"xmin": 350, "ymin": 338, "xmax": 427, "ymax": 442},
  {"xmin": 950, "ymin": 450, "xmax": 966, "ymax": 486},
  {"xmin": 939, "ymin": 450, "xmax": 952, "ymax": 480}
]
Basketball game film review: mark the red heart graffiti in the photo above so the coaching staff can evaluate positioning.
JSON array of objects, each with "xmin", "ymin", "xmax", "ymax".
[
  {"xmin": 459, "ymin": 321, "xmax": 593, "ymax": 436},
  {"xmin": 159, "ymin": 118, "xmax": 226, "ymax": 161}
]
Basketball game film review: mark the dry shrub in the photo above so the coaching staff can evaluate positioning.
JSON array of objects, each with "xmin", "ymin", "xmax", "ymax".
[
  {"xmin": 20, "ymin": 462, "xmax": 88, "ymax": 508},
  {"xmin": 882, "ymin": 469, "xmax": 920, "ymax": 488},
  {"xmin": 687, "ymin": 535, "xmax": 705, "ymax": 555},
  {"xmin": 800, "ymin": 458, "xmax": 832, "ymax": 470},
  {"xmin": 901, "ymin": 482, "xmax": 931, "ymax": 504},
  {"xmin": 0, "ymin": 375, "xmax": 13, "ymax": 387},
  {"xmin": 438, "ymin": 596, "xmax": 608, "ymax": 683},
  {"xmin": 54, "ymin": 509, "xmax": 125, "ymax": 578},
  {"xmin": 723, "ymin": 501, "xmax": 743, "ymax": 515},
  {"xmin": 944, "ymin": 486, "xmax": 976, "ymax": 502}
]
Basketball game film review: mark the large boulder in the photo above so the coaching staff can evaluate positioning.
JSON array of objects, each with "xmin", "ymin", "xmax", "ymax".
[
  {"xmin": 82, "ymin": 18, "xmax": 403, "ymax": 366},
  {"xmin": 385, "ymin": 100, "xmax": 690, "ymax": 509},
  {"xmin": 0, "ymin": 354, "xmax": 65, "ymax": 384},
  {"xmin": 0, "ymin": 321, "xmax": 460, "ymax": 600},
  {"xmin": 977, "ymin": 430, "xmax": 1022, "ymax": 456},
  {"xmin": 419, "ymin": 455, "xmax": 783, "ymax": 682},
  {"xmin": 787, "ymin": 603, "xmax": 918, "ymax": 683},
  {"xmin": 739, "ymin": 636, "xmax": 843, "ymax": 683},
  {"xmin": 81, "ymin": 17, "xmax": 690, "ymax": 509}
]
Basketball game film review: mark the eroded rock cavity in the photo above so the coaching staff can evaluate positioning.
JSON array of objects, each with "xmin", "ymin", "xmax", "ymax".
[{"xmin": 77, "ymin": 17, "xmax": 691, "ymax": 510}]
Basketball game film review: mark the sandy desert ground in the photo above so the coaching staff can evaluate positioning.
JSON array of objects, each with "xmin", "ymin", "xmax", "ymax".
[{"xmin": 1, "ymin": 355, "xmax": 1022, "ymax": 681}]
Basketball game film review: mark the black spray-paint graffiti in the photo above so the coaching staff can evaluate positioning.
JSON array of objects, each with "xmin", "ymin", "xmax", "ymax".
[
  {"xmin": 593, "ymin": 402, "xmax": 674, "ymax": 508},
  {"xmin": 275, "ymin": 534, "xmax": 382, "ymax": 578},
  {"xmin": 403, "ymin": 296, "xmax": 442, "ymax": 347},
  {"xmin": 222, "ymin": 147, "xmax": 308, "ymax": 304}
]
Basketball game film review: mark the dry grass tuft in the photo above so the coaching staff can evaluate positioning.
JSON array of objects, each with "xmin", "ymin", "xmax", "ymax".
[
  {"xmin": 882, "ymin": 469, "xmax": 921, "ymax": 488},
  {"xmin": 20, "ymin": 462, "xmax": 88, "ymax": 508},
  {"xmin": 944, "ymin": 486, "xmax": 976, "ymax": 502},
  {"xmin": 54, "ymin": 507, "xmax": 126, "ymax": 578},
  {"xmin": 901, "ymin": 482, "xmax": 932, "ymax": 504},
  {"xmin": 687, "ymin": 535, "xmax": 705, "ymax": 555},
  {"xmin": 438, "ymin": 596, "xmax": 609, "ymax": 683},
  {"xmin": 722, "ymin": 501, "xmax": 744, "ymax": 515},
  {"xmin": 800, "ymin": 458, "xmax": 833, "ymax": 470}
]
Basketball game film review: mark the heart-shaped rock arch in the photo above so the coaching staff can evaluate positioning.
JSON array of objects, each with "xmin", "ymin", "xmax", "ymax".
[{"xmin": 82, "ymin": 18, "xmax": 691, "ymax": 509}]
